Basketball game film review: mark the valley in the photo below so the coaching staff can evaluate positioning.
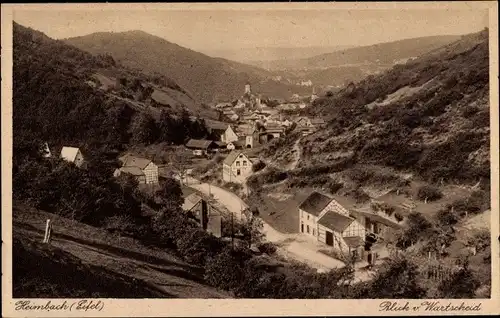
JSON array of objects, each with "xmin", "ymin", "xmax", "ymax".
[{"xmin": 10, "ymin": 18, "xmax": 493, "ymax": 301}]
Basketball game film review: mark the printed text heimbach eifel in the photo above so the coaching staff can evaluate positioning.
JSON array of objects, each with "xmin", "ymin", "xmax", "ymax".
[{"xmin": 15, "ymin": 300, "xmax": 104, "ymax": 312}]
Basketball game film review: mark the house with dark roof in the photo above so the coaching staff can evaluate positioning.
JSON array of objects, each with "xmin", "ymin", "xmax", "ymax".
[
  {"xmin": 205, "ymin": 120, "xmax": 239, "ymax": 144},
  {"xmin": 182, "ymin": 192, "xmax": 222, "ymax": 237},
  {"xmin": 295, "ymin": 117, "xmax": 326, "ymax": 136},
  {"xmin": 185, "ymin": 139, "xmax": 216, "ymax": 156},
  {"xmin": 222, "ymin": 150, "xmax": 253, "ymax": 184},
  {"xmin": 115, "ymin": 154, "xmax": 159, "ymax": 184},
  {"xmin": 298, "ymin": 190, "xmax": 403, "ymax": 264}
]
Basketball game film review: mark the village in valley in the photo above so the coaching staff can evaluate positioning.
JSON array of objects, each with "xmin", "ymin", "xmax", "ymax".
[
  {"xmin": 48, "ymin": 80, "xmax": 485, "ymax": 281},
  {"xmin": 9, "ymin": 5, "xmax": 494, "ymax": 301}
]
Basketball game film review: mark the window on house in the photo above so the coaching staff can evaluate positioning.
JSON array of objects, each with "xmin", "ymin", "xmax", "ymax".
[
  {"xmin": 307, "ymin": 225, "xmax": 310, "ymax": 233},
  {"xmin": 307, "ymin": 214, "xmax": 310, "ymax": 220},
  {"xmin": 243, "ymin": 161, "xmax": 247, "ymax": 166},
  {"xmin": 312, "ymin": 228, "xmax": 315, "ymax": 236},
  {"xmin": 236, "ymin": 161, "xmax": 240, "ymax": 167},
  {"xmin": 237, "ymin": 169, "xmax": 241, "ymax": 176}
]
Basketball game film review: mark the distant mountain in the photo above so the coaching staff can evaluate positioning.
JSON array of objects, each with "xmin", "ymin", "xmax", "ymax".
[
  {"xmin": 203, "ymin": 45, "xmax": 355, "ymax": 63},
  {"xmin": 251, "ymin": 35, "xmax": 462, "ymax": 71},
  {"xmin": 64, "ymin": 31, "xmax": 310, "ymax": 103}
]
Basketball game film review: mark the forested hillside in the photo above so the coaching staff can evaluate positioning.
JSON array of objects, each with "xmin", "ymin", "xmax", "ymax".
[
  {"xmin": 301, "ymin": 29, "xmax": 490, "ymax": 186},
  {"xmin": 13, "ymin": 22, "xmax": 215, "ymax": 164},
  {"xmin": 64, "ymin": 30, "xmax": 311, "ymax": 103},
  {"xmin": 252, "ymin": 35, "xmax": 461, "ymax": 71}
]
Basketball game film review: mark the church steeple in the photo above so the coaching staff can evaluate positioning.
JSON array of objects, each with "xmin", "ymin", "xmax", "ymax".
[{"xmin": 244, "ymin": 83, "xmax": 251, "ymax": 95}]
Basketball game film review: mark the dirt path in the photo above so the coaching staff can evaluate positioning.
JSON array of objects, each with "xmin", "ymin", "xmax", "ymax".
[
  {"xmin": 285, "ymin": 138, "xmax": 302, "ymax": 171},
  {"xmin": 184, "ymin": 176, "xmax": 345, "ymax": 271}
]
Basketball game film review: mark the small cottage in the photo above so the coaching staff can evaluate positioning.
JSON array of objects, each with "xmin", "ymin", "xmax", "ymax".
[
  {"xmin": 60, "ymin": 146, "xmax": 86, "ymax": 168},
  {"xmin": 263, "ymin": 124, "xmax": 285, "ymax": 141},
  {"xmin": 182, "ymin": 192, "xmax": 222, "ymax": 237},
  {"xmin": 116, "ymin": 154, "xmax": 159, "ymax": 184},
  {"xmin": 222, "ymin": 150, "xmax": 253, "ymax": 184},
  {"xmin": 185, "ymin": 139, "xmax": 216, "ymax": 156}
]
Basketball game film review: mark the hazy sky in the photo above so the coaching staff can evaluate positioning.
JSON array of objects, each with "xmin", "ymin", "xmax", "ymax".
[{"xmin": 13, "ymin": 5, "xmax": 489, "ymax": 52}]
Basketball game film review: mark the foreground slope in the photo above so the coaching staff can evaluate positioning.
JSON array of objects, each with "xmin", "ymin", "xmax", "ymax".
[
  {"xmin": 13, "ymin": 203, "xmax": 230, "ymax": 298},
  {"xmin": 64, "ymin": 30, "xmax": 311, "ymax": 103}
]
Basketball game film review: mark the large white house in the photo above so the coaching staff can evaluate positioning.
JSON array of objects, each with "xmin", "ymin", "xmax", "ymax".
[
  {"xmin": 298, "ymin": 191, "xmax": 403, "ymax": 263},
  {"xmin": 60, "ymin": 146, "xmax": 86, "ymax": 168},
  {"xmin": 115, "ymin": 154, "xmax": 159, "ymax": 184},
  {"xmin": 222, "ymin": 150, "xmax": 253, "ymax": 183}
]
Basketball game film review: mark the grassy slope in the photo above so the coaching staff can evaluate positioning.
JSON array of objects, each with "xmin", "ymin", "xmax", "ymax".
[
  {"xmin": 302, "ymin": 29, "xmax": 489, "ymax": 184},
  {"xmin": 12, "ymin": 203, "xmax": 230, "ymax": 298},
  {"xmin": 64, "ymin": 30, "xmax": 311, "ymax": 103},
  {"xmin": 14, "ymin": 22, "xmax": 216, "ymax": 120}
]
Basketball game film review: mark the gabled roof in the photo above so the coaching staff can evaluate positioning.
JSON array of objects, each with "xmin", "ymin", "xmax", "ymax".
[
  {"xmin": 298, "ymin": 191, "xmax": 334, "ymax": 217},
  {"xmin": 214, "ymin": 141, "xmax": 226, "ymax": 147},
  {"xmin": 60, "ymin": 146, "xmax": 81, "ymax": 162},
  {"xmin": 205, "ymin": 120, "xmax": 230, "ymax": 131},
  {"xmin": 265, "ymin": 124, "xmax": 285, "ymax": 133},
  {"xmin": 223, "ymin": 150, "xmax": 249, "ymax": 166},
  {"xmin": 182, "ymin": 193, "xmax": 203, "ymax": 212},
  {"xmin": 311, "ymin": 118, "xmax": 326, "ymax": 125},
  {"xmin": 238, "ymin": 125, "xmax": 257, "ymax": 136},
  {"xmin": 343, "ymin": 236, "xmax": 364, "ymax": 248},
  {"xmin": 185, "ymin": 139, "xmax": 215, "ymax": 149},
  {"xmin": 118, "ymin": 154, "xmax": 152, "ymax": 169},
  {"xmin": 296, "ymin": 116, "xmax": 310, "ymax": 122},
  {"xmin": 351, "ymin": 208, "xmax": 403, "ymax": 229},
  {"xmin": 318, "ymin": 210, "xmax": 355, "ymax": 233},
  {"xmin": 118, "ymin": 166, "xmax": 145, "ymax": 176}
]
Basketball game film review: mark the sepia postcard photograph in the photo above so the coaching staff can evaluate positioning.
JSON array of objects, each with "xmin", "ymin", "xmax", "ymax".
[{"xmin": 1, "ymin": 1, "xmax": 499, "ymax": 317}]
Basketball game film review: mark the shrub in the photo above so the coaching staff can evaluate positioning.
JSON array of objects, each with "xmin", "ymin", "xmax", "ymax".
[
  {"xmin": 352, "ymin": 187, "xmax": 370, "ymax": 203},
  {"xmin": 176, "ymin": 229, "xmax": 225, "ymax": 267},
  {"xmin": 436, "ymin": 208, "xmax": 459, "ymax": 226},
  {"xmin": 257, "ymin": 242, "xmax": 277, "ymax": 255},
  {"xmin": 252, "ymin": 160, "xmax": 266, "ymax": 172},
  {"xmin": 417, "ymin": 185, "xmax": 443, "ymax": 202},
  {"xmin": 437, "ymin": 267, "xmax": 480, "ymax": 298},
  {"xmin": 224, "ymin": 182, "xmax": 243, "ymax": 193},
  {"xmin": 394, "ymin": 212, "xmax": 404, "ymax": 222},
  {"xmin": 348, "ymin": 167, "xmax": 375, "ymax": 184},
  {"xmin": 462, "ymin": 105, "xmax": 480, "ymax": 118},
  {"xmin": 396, "ymin": 212, "xmax": 434, "ymax": 248},
  {"xmin": 204, "ymin": 247, "xmax": 251, "ymax": 291},
  {"xmin": 326, "ymin": 180, "xmax": 343, "ymax": 194},
  {"xmin": 351, "ymin": 256, "xmax": 426, "ymax": 298}
]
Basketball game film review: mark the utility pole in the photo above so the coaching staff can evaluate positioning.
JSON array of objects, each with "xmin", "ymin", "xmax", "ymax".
[{"xmin": 231, "ymin": 208, "xmax": 234, "ymax": 249}]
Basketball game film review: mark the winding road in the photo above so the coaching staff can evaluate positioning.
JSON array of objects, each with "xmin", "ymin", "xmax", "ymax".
[{"xmin": 181, "ymin": 175, "xmax": 345, "ymax": 271}]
